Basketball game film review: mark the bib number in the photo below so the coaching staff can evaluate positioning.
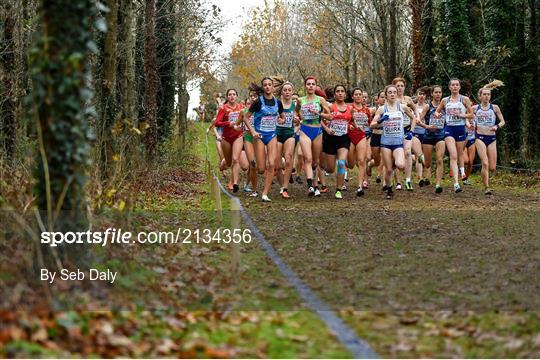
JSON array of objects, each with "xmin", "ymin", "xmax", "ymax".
[
  {"xmin": 330, "ymin": 120, "xmax": 347, "ymax": 136},
  {"xmin": 384, "ymin": 119, "xmax": 402, "ymax": 137},
  {"xmin": 353, "ymin": 112, "xmax": 369, "ymax": 131},
  {"xmin": 278, "ymin": 112, "xmax": 293, "ymax": 128},
  {"xmin": 260, "ymin": 115, "xmax": 276, "ymax": 132}
]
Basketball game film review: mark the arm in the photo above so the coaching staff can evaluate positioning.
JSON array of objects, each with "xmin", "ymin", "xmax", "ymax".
[
  {"xmin": 493, "ymin": 105, "xmax": 505, "ymax": 130},
  {"xmin": 214, "ymin": 107, "xmax": 231, "ymax": 127},
  {"xmin": 370, "ymin": 107, "xmax": 384, "ymax": 129},
  {"xmin": 434, "ymin": 98, "xmax": 446, "ymax": 118},
  {"xmin": 462, "ymin": 97, "xmax": 474, "ymax": 128},
  {"xmin": 417, "ymin": 104, "xmax": 429, "ymax": 128},
  {"xmin": 403, "ymin": 106, "xmax": 417, "ymax": 134},
  {"xmin": 319, "ymin": 97, "xmax": 333, "ymax": 121},
  {"xmin": 243, "ymin": 111, "xmax": 259, "ymax": 138}
]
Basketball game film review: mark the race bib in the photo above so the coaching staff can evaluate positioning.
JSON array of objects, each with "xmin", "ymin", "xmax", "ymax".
[
  {"xmin": 228, "ymin": 111, "xmax": 240, "ymax": 123},
  {"xmin": 430, "ymin": 115, "xmax": 445, "ymax": 129},
  {"xmin": 301, "ymin": 103, "xmax": 320, "ymax": 122},
  {"xmin": 277, "ymin": 112, "xmax": 294, "ymax": 128},
  {"xmin": 353, "ymin": 111, "xmax": 369, "ymax": 131},
  {"xmin": 446, "ymin": 105, "xmax": 463, "ymax": 126},
  {"xmin": 476, "ymin": 113, "xmax": 493, "ymax": 127},
  {"xmin": 260, "ymin": 115, "xmax": 277, "ymax": 132},
  {"xmin": 330, "ymin": 120, "xmax": 348, "ymax": 136},
  {"xmin": 384, "ymin": 118, "xmax": 402, "ymax": 137},
  {"xmin": 402, "ymin": 114, "xmax": 411, "ymax": 127}
]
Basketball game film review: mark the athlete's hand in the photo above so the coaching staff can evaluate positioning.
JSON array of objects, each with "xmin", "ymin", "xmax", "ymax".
[
  {"xmin": 434, "ymin": 111, "xmax": 442, "ymax": 118},
  {"xmin": 216, "ymin": 136, "xmax": 222, "ymax": 142},
  {"xmin": 294, "ymin": 115, "xmax": 301, "ymax": 126},
  {"xmin": 252, "ymin": 130, "xmax": 260, "ymax": 139},
  {"xmin": 426, "ymin": 124, "xmax": 436, "ymax": 132},
  {"xmin": 278, "ymin": 117, "xmax": 285, "ymax": 125},
  {"xmin": 491, "ymin": 125, "xmax": 498, "ymax": 132},
  {"xmin": 326, "ymin": 128, "xmax": 335, "ymax": 136},
  {"xmin": 378, "ymin": 114, "xmax": 389, "ymax": 124},
  {"xmin": 406, "ymin": 131, "xmax": 413, "ymax": 141},
  {"xmin": 309, "ymin": 108, "xmax": 319, "ymax": 114}
]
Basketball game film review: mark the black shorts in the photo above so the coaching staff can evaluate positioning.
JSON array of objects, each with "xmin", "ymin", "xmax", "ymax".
[
  {"xmin": 277, "ymin": 131, "xmax": 295, "ymax": 144},
  {"xmin": 423, "ymin": 135, "xmax": 445, "ymax": 146},
  {"xmin": 323, "ymin": 134, "xmax": 350, "ymax": 155},
  {"xmin": 370, "ymin": 133, "xmax": 382, "ymax": 147}
]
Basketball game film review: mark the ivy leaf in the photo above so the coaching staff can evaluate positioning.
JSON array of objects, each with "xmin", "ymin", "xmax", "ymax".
[{"xmin": 95, "ymin": 18, "xmax": 107, "ymax": 33}]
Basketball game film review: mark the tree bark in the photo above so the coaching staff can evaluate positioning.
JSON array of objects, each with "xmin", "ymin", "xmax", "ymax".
[
  {"xmin": 0, "ymin": 1, "xmax": 17, "ymax": 162},
  {"xmin": 143, "ymin": 0, "xmax": 158, "ymax": 158},
  {"xmin": 410, "ymin": 0, "xmax": 423, "ymax": 91}
]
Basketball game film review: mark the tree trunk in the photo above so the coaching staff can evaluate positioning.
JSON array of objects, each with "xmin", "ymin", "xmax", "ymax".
[
  {"xmin": 97, "ymin": 0, "xmax": 118, "ymax": 183},
  {"xmin": 387, "ymin": 0, "xmax": 398, "ymax": 83},
  {"xmin": 143, "ymin": 0, "xmax": 158, "ymax": 158},
  {"xmin": 156, "ymin": 0, "xmax": 175, "ymax": 144},
  {"xmin": 410, "ymin": 0, "xmax": 423, "ymax": 91},
  {"xmin": 119, "ymin": 0, "xmax": 137, "ymax": 123},
  {"xmin": 0, "ymin": 1, "xmax": 17, "ymax": 162},
  {"xmin": 31, "ymin": 0, "xmax": 94, "ymax": 264}
]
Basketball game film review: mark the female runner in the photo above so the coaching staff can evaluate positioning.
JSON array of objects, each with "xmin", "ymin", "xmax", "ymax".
[
  {"xmin": 243, "ymin": 77, "xmax": 283, "ymax": 202},
  {"xmin": 435, "ymin": 78, "xmax": 473, "ymax": 193},
  {"xmin": 473, "ymin": 84, "xmax": 505, "ymax": 195},
  {"xmin": 276, "ymin": 82, "xmax": 298, "ymax": 199},
  {"xmin": 348, "ymin": 87, "xmax": 371, "ymax": 196},
  {"xmin": 422, "ymin": 85, "xmax": 446, "ymax": 193},
  {"xmin": 296, "ymin": 76, "xmax": 332, "ymax": 197},
  {"xmin": 371, "ymin": 85, "xmax": 417, "ymax": 199},
  {"xmin": 214, "ymin": 89, "xmax": 247, "ymax": 193}
]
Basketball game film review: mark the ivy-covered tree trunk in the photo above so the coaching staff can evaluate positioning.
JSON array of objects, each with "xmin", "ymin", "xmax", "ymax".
[
  {"xmin": 486, "ymin": 0, "xmax": 527, "ymax": 160},
  {"xmin": 441, "ymin": 0, "xmax": 473, "ymax": 79},
  {"xmin": 118, "ymin": 0, "xmax": 137, "ymax": 124},
  {"xmin": 420, "ymin": 0, "xmax": 436, "ymax": 84},
  {"xmin": 96, "ymin": 0, "xmax": 118, "ymax": 183},
  {"xmin": 524, "ymin": 0, "xmax": 540, "ymax": 157},
  {"xmin": 30, "ymin": 0, "xmax": 94, "ymax": 260},
  {"xmin": 156, "ymin": 0, "xmax": 176, "ymax": 145},
  {"xmin": 0, "ymin": 1, "xmax": 17, "ymax": 162},
  {"xmin": 143, "ymin": 0, "xmax": 158, "ymax": 158},
  {"xmin": 387, "ymin": 0, "xmax": 398, "ymax": 83}
]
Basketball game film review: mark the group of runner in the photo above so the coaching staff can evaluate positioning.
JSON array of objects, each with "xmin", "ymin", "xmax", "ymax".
[{"xmin": 207, "ymin": 76, "xmax": 505, "ymax": 201}]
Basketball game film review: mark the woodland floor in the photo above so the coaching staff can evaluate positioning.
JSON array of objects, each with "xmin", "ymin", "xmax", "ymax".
[{"xmin": 0, "ymin": 122, "xmax": 539, "ymax": 358}]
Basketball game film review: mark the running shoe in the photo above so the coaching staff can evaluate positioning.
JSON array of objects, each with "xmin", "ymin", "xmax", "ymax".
[
  {"xmin": 335, "ymin": 190, "xmax": 343, "ymax": 199},
  {"xmin": 454, "ymin": 183, "xmax": 463, "ymax": 193},
  {"xmin": 405, "ymin": 181, "xmax": 413, "ymax": 191},
  {"xmin": 233, "ymin": 184, "xmax": 239, "ymax": 193},
  {"xmin": 386, "ymin": 188, "xmax": 394, "ymax": 199},
  {"xmin": 484, "ymin": 188, "xmax": 492, "ymax": 196},
  {"xmin": 319, "ymin": 186, "xmax": 329, "ymax": 193},
  {"xmin": 314, "ymin": 188, "xmax": 321, "ymax": 197},
  {"xmin": 282, "ymin": 190, "xmax": 290, "ymax": 199},
  {"xmin": 418, "ymin": 179, "xmax": 425, "ymax": 187},
  {"xmin": 376, "ymin": 176, "xmax": 382, "ymax": 184},
  {"xmin": 344, "ymin": 171, "xmax": 349, "ymax": 182},
  {"xmin": 362, "ymin": 180, "xmax": 369, "ymax": 189},
  {"xmin": 463, "ymin": 178, "xmax": 471, "ymax": 185},
  {"xmin": 296, "ymin": 176, "xmax": 303, "ymax": 184},
  {"xmin": 279, "ymin": 187, "xmax": 284, "ymax": 194},
  {"xmin": 382, "ymin": 185, "xmax": 390, "ymax": 192},
  {"xmin": 340, "ymin": 184, "xmax": 347, "ymax": 191},
  {"xmin": 424, "ymin": 179, "xmax": 431, "ymax": 186},
  {"xmin": 435, "ymin": 185, "xmax": 443, "ymax": 194},
  {"xmin": 308, "ymin": 186, "xmax": 315, "ymax": 196},
  {"xmin": 261, "ymin": 194, "xmax": 272, "ymax": 202},
  {"xmin": 356, "ymin": 187, "xmax": 365, "ymax": 197},
  {"xmin": 324, "ymin": 171, "xmax": 330, "ymax": 176},
  {"xmin": 249, "ymin": 191, "xmax": 258, "ymax": 197},
  {"xmin": 243, "ymin": 185, "xmax": 253, "ymax": 193},
  {"xmin": 396, "ymin": 183, "xmax": 403, "ymax": 190}
]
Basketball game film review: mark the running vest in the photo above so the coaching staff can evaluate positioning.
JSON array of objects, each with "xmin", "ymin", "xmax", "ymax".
[
  {"xmin": 413, "ymin": 104, "xmax": 426, "ymax": 134},
  {"xmin": 242, "ymin": 107, "xmax": 254, "ymax": 134},
  {"xmin": 277, "ymin": 101, "xmax": 295, "ymax": 130},
  {"xmin": 253, "ymin": 95, "xmax": 279, "ymax": 133},
  {"xmin": 399, "ymin": 98, "xmax": 412, "ymax": 127},
  {"xmin": 381, "ymin": 103, "xmax": 405, "ymax": 146},
  {"xmin": 474, "ymin": 103, "xmax": 497, "ymax": 129},
  {"xmin": 300, "ymin": 96, "xmax": 322, "ymax": 125},
  {"xmin": 329, "ymin": 103, "xmax": 352, "ymax": 137},
  {"xmin": 425, "ymin": 101, "xmax": 445, "ymax": 137},
  {"xmin": 444, "ymin": 95, "xmax": 466, "ymax": 126},
  {"xmin": 351, "ymin": 105, "xmax": 371, "ymax": 133}
]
